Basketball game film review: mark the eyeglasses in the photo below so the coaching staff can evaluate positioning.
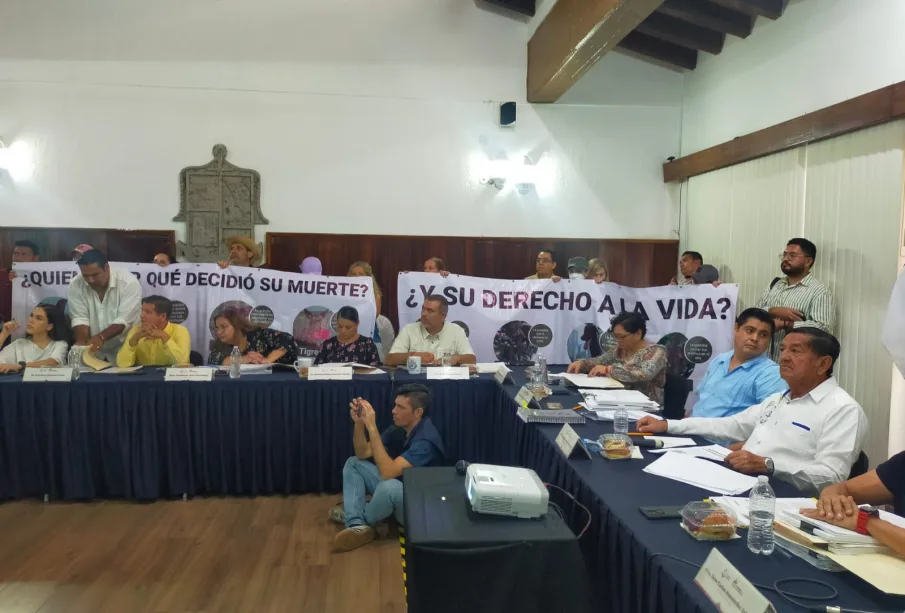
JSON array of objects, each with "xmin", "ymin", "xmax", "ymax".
[
  {"xmin": 536, "ymin": 258, "xmax": 553, "ymax": 264},
  {"xmin": 779, "ymin": 252, "xmax": 805, "ymax": 261}
]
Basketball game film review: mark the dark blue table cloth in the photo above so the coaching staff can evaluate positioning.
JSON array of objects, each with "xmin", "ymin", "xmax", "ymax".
[
  {"xmin": 496, "ymin": 372, "xmax": 905, "ymax": 613},
  {"xmin": 0, "ymin": 370, "xmax": 393, "ymax": 500}
]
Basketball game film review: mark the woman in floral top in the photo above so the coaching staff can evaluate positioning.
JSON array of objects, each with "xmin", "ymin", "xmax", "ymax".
[
  {"xmin": 209, "ymin": 310, "xmax": 298, "ymax": 366},
  {"xmin": 567, "ymin": 311, "xmax": 667, "ymax": 406},
  {"xmin": 314, "ymin": 306, "xmax": 380, "ymax": 366}
]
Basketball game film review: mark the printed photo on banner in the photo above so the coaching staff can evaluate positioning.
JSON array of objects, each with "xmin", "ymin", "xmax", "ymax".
[
  {"xmin": 397, "ymin": 272, "xmax": 738, "ymax": 386},
  {"xmin": 10, "ymin": 262, "xmax": 377, "ymax": 358}
]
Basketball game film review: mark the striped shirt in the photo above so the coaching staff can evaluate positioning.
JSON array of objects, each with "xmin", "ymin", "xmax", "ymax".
[{"xmin": 756, "ymin": 273, "xmax": 836, "ymax": 361}]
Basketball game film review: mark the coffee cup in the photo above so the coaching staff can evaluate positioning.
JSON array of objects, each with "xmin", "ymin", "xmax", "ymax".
[
  {"xmin": 294, "ymin": 357, "xmax": 314, "ymax": 375},
  {"xmin": 406, "ymin": 355, "xmax": 422, "ymax": 375}
]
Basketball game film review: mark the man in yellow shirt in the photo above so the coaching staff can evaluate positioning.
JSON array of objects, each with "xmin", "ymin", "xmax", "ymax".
[{"xmin": 117, "ymin": 295, "xmax": 191, "ymax": 367}]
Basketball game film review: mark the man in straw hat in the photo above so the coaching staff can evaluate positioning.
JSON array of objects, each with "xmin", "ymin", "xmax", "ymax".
[{"xmin": 218, "ymin": 235, "xmax": 261, "ymax": 269}]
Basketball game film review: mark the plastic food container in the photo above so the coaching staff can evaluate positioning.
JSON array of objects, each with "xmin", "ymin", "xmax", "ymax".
[
  {"xmin": 680, "ymin": 501, "xmax": 738, "ymax": 541},
  {"xmin": 597, "ymin": 434, "xmax": 634, "ymax": 460}
]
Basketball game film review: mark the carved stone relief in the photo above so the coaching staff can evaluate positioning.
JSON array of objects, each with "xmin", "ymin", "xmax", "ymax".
[{"xmin": 174, "ymin": 144, "xmax": 268, "ymax": 262}]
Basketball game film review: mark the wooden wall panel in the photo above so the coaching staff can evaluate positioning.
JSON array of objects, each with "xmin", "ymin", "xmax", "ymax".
[{"xmin": 267, "ymin": 233, "xmax": 679, "ymax": 329}]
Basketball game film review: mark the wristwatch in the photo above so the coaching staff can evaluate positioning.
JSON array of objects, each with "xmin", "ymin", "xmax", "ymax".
[
  {"xmin": 17, "ymin": 361, "xmax": 26, "ymax": 371},
  {"xmin": 764, "ymin": 457, "xmax": 775, "ymax": 476},
  {"xmin": 856, "ymin": 506, "xmax": 880, "ymax": 535}
]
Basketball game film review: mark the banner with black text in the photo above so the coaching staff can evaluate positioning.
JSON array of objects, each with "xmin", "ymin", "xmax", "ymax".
[{"xmin": 11, "ymin": 262, "xmax": 376, "ymax": 359}]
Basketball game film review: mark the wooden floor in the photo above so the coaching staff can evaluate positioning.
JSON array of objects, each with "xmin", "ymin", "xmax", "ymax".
[{"xmin": 0, "ymin": 495, "xmax": 406, "ymax": 613}]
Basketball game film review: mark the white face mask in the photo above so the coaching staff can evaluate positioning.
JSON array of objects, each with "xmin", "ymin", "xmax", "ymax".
[{"xmin": 569, "ymin": 272, "xmax": 585, "ymax": 280}]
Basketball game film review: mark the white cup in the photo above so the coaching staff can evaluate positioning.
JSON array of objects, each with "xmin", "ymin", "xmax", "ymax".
[
  {"xmin": 294, "ymin": 357, "xmax": 314, "ymax": 374},
  {"xmin": 407, "ymin": 355, "xmax": 422, "ymax": 375}
]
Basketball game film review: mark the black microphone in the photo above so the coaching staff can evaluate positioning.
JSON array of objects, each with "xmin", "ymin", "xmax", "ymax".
[
  {"xmin": 630, "ymin": 438, "xmax": 664, "ymax": 449},
  {"xmin": 455, "ymin": 460, "xmax": 470, "ymax": 475}
]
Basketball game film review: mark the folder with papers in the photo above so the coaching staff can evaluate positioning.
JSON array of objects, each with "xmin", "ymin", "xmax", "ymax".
[{"xmin": 642, "ymin": 452, "xmax": 758, "ymax": 495}]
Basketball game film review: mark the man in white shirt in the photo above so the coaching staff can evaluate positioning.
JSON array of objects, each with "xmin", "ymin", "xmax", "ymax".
[
  {"xmin": 637, "ymin": 327, "xmax": 866, "ymax": 495},
  {"xmin": 385, "ymin": 295, "xmax": 476, "ymax": 367},
  {"xmin": 69, "ymin": 250, "xmax": 142, "ymax": 362}
]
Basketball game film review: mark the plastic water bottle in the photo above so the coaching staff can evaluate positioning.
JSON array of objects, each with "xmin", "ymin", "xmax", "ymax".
[
  {"xmin": 67, "ymin": 346, "xmax": 82, "ymax": 380},
  {"xmin": 614, "ymin": 406, "xmax": 629, "ymax": 436},
  {"xmin": 229, "ymin": 346, "xmax": 242, "ymax": 379},
  {"xmin": 536, "ymin": 354, "xmax": 548, "ymax": 385},
  {"xmin": 747, "ymin": 475, "xmax": 776, "ymax": 555}
]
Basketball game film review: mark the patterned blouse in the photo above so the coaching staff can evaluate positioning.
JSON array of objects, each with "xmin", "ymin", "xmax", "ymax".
[
  {"xmin": 314, "ymin": 335, "xmax": 381, "ymax": 366},
  {"xmin": 208, "ymin": 327, "xmax": 298, "ymax": 366},
  {"xmin": 579, "ymin": 342, "xmax": 668, "ymax": 406}
]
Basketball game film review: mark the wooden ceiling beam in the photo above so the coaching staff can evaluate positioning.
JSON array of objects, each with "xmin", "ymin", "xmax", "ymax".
[
  {"xmin": 635, "ymin": 12, "xmax": 724, "ymax": 55},
  {"xmin": 657, "ymin": 0, "xmax": 754, "ymax": 38},
  {"xmin": 662, "ymin": 81, "xmax": 905, "ymax": 182},
  {"xmin": 708, "ymin": 0, "xmax": 787, "ymax": 20},
  {"xmin": 618, "ymin": 31, "xmax": 697, "ymax": 70},
  {"xmin": 527, "ymin": 0, "xmax": 666, "ymax": 103}
]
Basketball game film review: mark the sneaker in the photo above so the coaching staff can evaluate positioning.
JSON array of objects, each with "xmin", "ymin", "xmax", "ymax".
[
  {"xmin": 334, "ymin": 526, "xmax": 376, "ymax": 552},
  {"xmin": 327, "ymin": 504, "xmax": 345, "ymax": 525}
]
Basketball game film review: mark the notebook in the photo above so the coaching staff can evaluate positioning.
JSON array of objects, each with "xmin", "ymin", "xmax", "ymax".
[{"xmin": 517, "ymin": 407, "xmax": 586, "ymax": 424}]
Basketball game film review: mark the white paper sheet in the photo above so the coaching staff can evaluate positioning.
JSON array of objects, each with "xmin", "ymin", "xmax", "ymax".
[
  {"xmin": 564, "ymin": 374, "xmax": 624, "ymax": 389},
  {"xmin": 594, "ymin": 409, "xmax": 664, "ymax": 421},
  {"xmin": 643, "ymin": 452, "xmax": 758, "ymax": 495},
  {"xmin": 648, "ymin": 444, "xmax": 730, "ymax": 461},
  {"xmin": 711, "ymin": 496, "xmax": 816, "ymax": 527}
]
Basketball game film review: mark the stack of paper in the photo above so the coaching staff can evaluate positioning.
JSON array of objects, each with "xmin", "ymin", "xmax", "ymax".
[
  {"xmin": 474, "ymin": 363, "xmax": 506, "ymax": 374},
  {"xmin": 319, "ymin": 362, "xmax": 384, "ymax": 374},
  {"xmin": 649, "ymin": 444, "xmax": 729, "ymax": 461},
  {"xmin": 788, "ymin": 509, "xmax": 905, "ymax": 549},
  {"xmin": 593, "ymin": 409, "xmax": 664, "ymax": 421},
  {"xmin": 643, "ymin": 452, "xmax": 758, "ymax": 495},
  {"xmin": 710, "ymin": 496, "xmax": 816, "ymax": 528},
  {"xmin": 217, "ymin": 364, "xmax": 272, "ymax": 375},
  {"xmin": 564, "ymin": 374, "xmax": 624, "ymax": 390},
  {"xmin": 579, "ymin": 388, "xmax": 659, "ymax": 411}
]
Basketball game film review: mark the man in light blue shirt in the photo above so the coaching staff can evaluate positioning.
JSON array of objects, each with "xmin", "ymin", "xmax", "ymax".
[{"xmin": 691, "ymin": 308, "xmax": 786, "ymax": 419}]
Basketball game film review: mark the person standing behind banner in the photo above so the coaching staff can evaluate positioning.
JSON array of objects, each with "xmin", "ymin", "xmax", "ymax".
[
  {"xmin": 587, "ymin": 258, "xmax": 609, "ymax": 283},
  {"xmin": 423, "ymin": 257, "xmax": 450, "ymax": 277},
  {"xmin": 567, "ymin": 311, "xmax": 667, "ymax": 406},
  {"xmin": 209, "ymin": 310, "xmax": 297, "ymax": 366},
  {"xmin": 69, "ymin": 249, "xmax": 142, "ymax": 362},
  {"xmin": 348, "ymin": 261, "xmax": 395, "ymax": 361},
  {"xmin": 526, "ymin": 250, "xmax": 561, "ymax": 282},
  {"xmin": 670, "ymin": 251, "xmax": 703, "ymax": 286},
  {"xmin": 757, "ymin": 238, "xmax": 835, "ymax": 362},
  {"xmin": 7, "ymin": 240, "xmax": 41, "ymax": 282}
]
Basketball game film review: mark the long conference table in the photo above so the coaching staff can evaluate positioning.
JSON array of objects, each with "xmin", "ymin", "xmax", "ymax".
[{"xmin": 1, "ymin": 367, "xmax": 903, "ymax": 613}]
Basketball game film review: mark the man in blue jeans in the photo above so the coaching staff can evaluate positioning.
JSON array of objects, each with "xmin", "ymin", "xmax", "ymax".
[{"xmin": 331, "ymin": 383, "xmax": 445, "ymax": 552}]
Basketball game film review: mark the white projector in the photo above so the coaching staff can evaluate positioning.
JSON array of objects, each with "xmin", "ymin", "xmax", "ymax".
[{"xmin": 465, "ymin": 464, "xmax": 549, "ymax": 519}]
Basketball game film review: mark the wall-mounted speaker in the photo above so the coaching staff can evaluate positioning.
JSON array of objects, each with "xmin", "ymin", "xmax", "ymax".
[
  {"xmin": 499, "ymin": 102, "xmax": 516, "ymax": 127},
  {"xmin": 482, "ymin": 0, "xmax": 536, "ymax": 17}
]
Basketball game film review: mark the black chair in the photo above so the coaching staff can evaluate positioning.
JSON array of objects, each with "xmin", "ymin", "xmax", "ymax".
[
  {"xmin": 189, "ymin": 351, "xmax": 204, "ymax": 367},
  {"xmin": 848, "ymin": 451, "xmax": 869, "ymax": 479},
  {"xmin": 662, "ymin": 372, "xmax": 692, "ymax": 420}
]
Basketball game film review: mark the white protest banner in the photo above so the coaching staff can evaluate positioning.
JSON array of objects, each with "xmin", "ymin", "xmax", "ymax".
[
  {"xmin": 397, "ymin": 273, "xmax": 739, "ymax": 386},
  {"xmin": 11, "ymin": 263, "xmax": 376, "ymax": 359}
]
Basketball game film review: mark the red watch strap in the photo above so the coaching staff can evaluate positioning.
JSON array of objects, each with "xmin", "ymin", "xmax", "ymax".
[{"xmin": 856, "ymin": 510, "xmax": 872, "ymax": 535}]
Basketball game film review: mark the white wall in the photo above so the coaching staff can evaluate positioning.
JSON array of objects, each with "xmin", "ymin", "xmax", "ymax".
[
  {"xmin": 0, "ymin": 1, "xmax": 684, "ymax": 241},
  {"xmin": 681, "ymin": 0, "xmax": 905, "ymax": 154}
]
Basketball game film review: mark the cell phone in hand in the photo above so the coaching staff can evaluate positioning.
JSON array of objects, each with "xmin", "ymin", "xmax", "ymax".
[{"xmin": 353, "ymin": 398, "xmax": 363, "ymax": 417}]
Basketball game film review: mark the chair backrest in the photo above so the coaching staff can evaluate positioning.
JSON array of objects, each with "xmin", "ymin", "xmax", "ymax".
[
  {"xmin": 662, "ymin": 373, "xmax": 692, "ymax": 420},
  {"xmin": 189, "ymin": 351, "xmax": 204, "ymax": 367},
  {"xmin": 848, "ymin": 451, "xmax": 869, "ymax": 480}
]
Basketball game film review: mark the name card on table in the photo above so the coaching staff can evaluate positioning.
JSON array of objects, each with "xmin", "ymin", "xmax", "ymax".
[
  {"xmin": 555, "ymin": 423, "xmax": 592, "ymax": 459},
  {"xmin": 426, "ymin": 367, "xmax": 470, "ymax": 380},
  {"xmin": 23, "ymin": 367, "xmax": 74, "ymax": 382},
  {"xmin": 493, "ymin": 364, "xmax": 513, "ymax": 385},
  {"xmin": 514, "ymin": 385, "xmax": 536, "ymax": 408},
  {"xmin": 165, "ymin": 368, "xmax": 214, "ymax": 382},
  {"xmin": 308, "ymin": 366, "xmax": 354, "ymax": 381},
  {"xmin": 695, "ymin": 549, "xmax": 776, "ymax": 613}
]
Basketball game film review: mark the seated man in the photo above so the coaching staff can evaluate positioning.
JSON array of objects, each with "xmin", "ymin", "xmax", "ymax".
[
  {"xmin": 690, "ymin": 308, "xmax": 785, "ymax": 419},
  {"xmin": 801, "ymin": 450, "xmax": 905, "ymax": 556},
  {"xmin": 69, "ymin": 249, "xmax": 142, "ymax": 362},
  {"xmin": 637, "ymin": 328, "xmax": 867, "ymax": 495},
  {"xmin": 331, "ymin": 384, "xmax": 444, "ymax": 552},
  {"xmin": 116, "ymin": 295, "xmax": 191, "ymax": 367},
  {"xmin": 384, "ymin": 294, "xmax": 476, "ymax": 366}
]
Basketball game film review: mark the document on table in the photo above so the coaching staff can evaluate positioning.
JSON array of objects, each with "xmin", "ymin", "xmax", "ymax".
[
  {"xmin": 594, "ymin": 409, "xmax": 664, "ymax": 421},
  {"xmin": 92, "ymin": 366, "xmax": 144, "ymax": 374},
  {"xmin": 649, "ymin": 444, "xmax": 728, "ymax": 461},
  {"xmin": 711, "ymin": 496, "xmax": 816, "ymax": 527},
  {"xmin": 216, "ymin": 364, "xmax": 272, "ymax": 374},
  {"xmin": 643, "ymin": 452, "xmax": 758, "ymax": 495},
  {"xmin": 474, "ymin": 362, "xmax": 506, "ymax": 374},
  {"xmin": 319, "ymin": 362, "xmax": 385, "ymax": 374},
  {"xmin": 564, "ymin": 374, "xmax": 624, "ymax": 389},
  {"xmin": 788, "ymin": 508, "xmax": 905, "ymax": 545}
]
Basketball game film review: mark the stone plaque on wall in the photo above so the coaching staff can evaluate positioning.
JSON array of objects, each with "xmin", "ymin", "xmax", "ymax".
[{"xmin": 174, "ymin": 144, "xmax": 268, "ymax": 262}]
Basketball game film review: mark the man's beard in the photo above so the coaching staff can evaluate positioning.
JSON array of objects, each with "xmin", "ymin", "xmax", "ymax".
[{"xmin": 781, "ymin": 263, "xmax": 805, "ymax": 276}]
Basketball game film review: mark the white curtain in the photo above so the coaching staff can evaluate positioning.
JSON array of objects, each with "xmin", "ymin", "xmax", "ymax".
[{"xmin": 682, "ymin": 120, "xmax": 905, "ymax": 464}]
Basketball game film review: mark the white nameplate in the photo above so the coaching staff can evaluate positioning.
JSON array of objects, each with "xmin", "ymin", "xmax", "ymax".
[
  {"xmin": 514, "ymin": 385, "xmax": 535, "ymax": 407},
  {"xmin": 695, "ymin": 549, "xmax": 775, "ymax": 613},
  {"xmin": 493, "ymin": 364, "xmax": 513, "ymax": 385},
  {"xmin": 165, "ymin": 368, "xmax": 214, "ymax": 382},
  {"xmin": 426, "ymin": 366, "xmax": 469, "ymax": 380},
  {"xmin": 555, "ymin": 424, "xmax": 593, "ymax": 459},
  {"xmin": 308, "ymin": 366, "xmax": 354, "ymax": 380},
  {"xmin": 23, "ymin": 367, "xmax": 74, "ymax": 382}
]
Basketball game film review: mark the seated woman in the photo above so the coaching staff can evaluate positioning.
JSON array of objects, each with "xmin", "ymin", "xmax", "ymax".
[
  {"xmin": 314, "ymin": 306, "xmax": 380, "ymax": 366},
  {"xmin": 587, "ymin": 258, "xmax": 609, "ymax": 283},
  {"xmin": 348, "ymin": 261, "xmax": 396, "ymax": 362},
  {"xmin": 208, "ymin": 310, "xmax": 298, "ymax": 366},
  {"xmin": 0, "ymin": 305, "xmax": 70, "ymax": 373},
  {"xmin": 566, "ymin": 311, "xmax": 667, "ymax": 405}
]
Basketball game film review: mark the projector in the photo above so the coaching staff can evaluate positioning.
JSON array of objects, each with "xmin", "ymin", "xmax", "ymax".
[{"xmin": 465, "ymin": 464, "xmax": 549, "ymax": 519}]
